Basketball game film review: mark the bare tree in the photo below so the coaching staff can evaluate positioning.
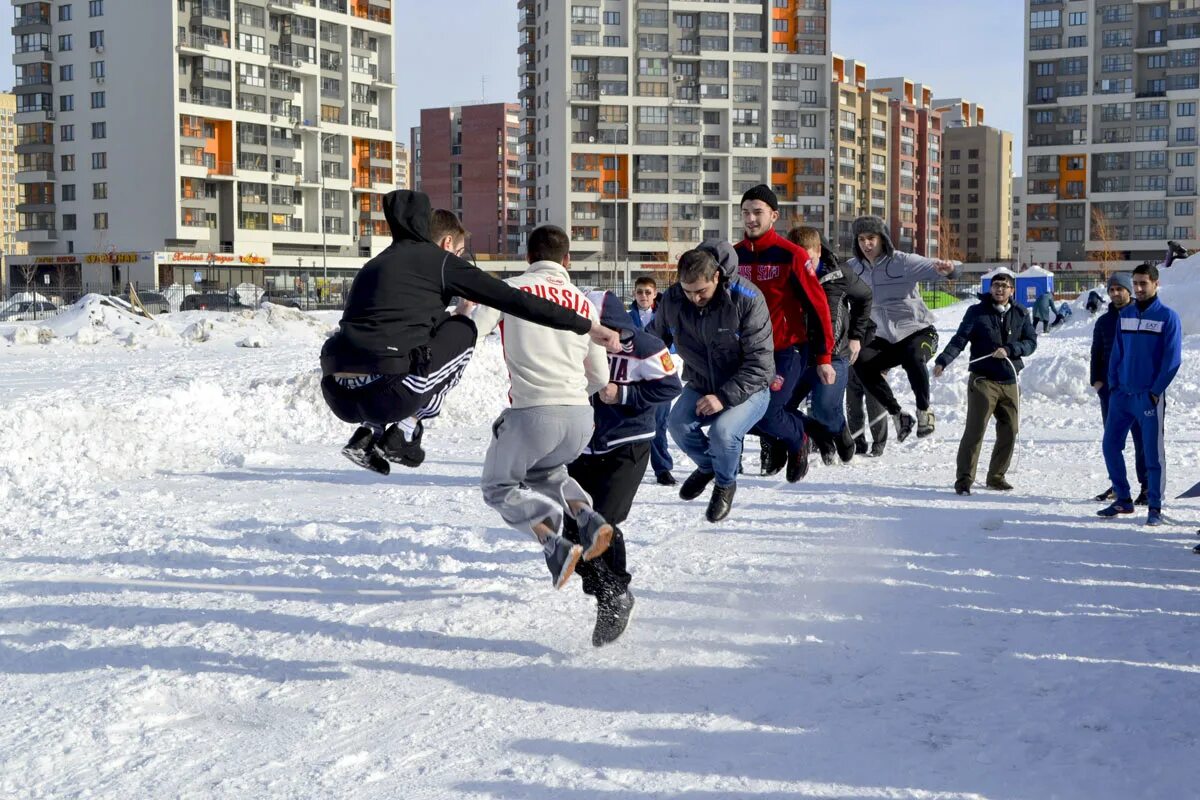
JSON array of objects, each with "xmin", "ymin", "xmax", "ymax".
[
  {"xmin": 1089, "ymin": 207, "xmax": 1120, "ymax": 280},
  {"xmin": 18, "ymin": 263, "xmax": 37, "ymax": 298},
  {"xmin": 938, "ymin": 214, "xmax": 964, "ymax": 263}
]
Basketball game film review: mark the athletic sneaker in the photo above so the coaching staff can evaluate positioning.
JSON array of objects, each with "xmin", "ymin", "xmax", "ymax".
[
  {"xmin": 1145, "ymin": 507, "xmax": 1164, "ymax": 527},
  {"xmin": 543, "ymin": 535, "xmax": 582, "ymax": 590},
  {"xmin": 1133, "ymin": 488, "xmax": 1149, "ymax": 506},
  {"xmin": 916, "ymin": 409, "xmax": 935, "ymax": 438},
  {"xmin": 341, "ymin": 426, "xmax": 390, "ymax": 475},
  {"xmin": 760, "ymin": 438, "xmax": 786, "ymax": 476},
  {"xmin": 854, "ymin": 435, "xmax": 868, "ymax": 456},
  {"xmin": 592, "ymin": 589, "xmax": 635, "ymax": 647},
  {"xmin": 836, "ymin": 428, "xmax": 856, "ymax": 464},
  {"xmin": 379, "ymin": 421, "xmax": 425, "ymax": 468},
  {"xmin": 892, "ymin": 411, "xmax": 916, "ymax": 443},
  {"xmin": 1097, "ymin": 499, "xmax": 1135, "ymax": 517},
  {"xmin": 575, "ymin": 508, "xmax": 614, "ymax": 561},
  {"xmin": 679, "ymin": 469, "xmax": 716, "ymax": 501},
  {"xmin": 1093, "ymin": 487, "xmax": 1115, "ymax": 502},
  {"xmin": 818, "ymin": 440, "xmax": 837, "ymax": 467}
]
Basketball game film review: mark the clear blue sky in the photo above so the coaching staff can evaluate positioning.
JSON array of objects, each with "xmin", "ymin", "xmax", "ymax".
[{"xmin": 0, "ymin": 1, "xmax": 1024, "ymax": 164}]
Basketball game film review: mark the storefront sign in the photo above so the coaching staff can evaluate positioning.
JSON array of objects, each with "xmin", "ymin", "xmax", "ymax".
[
  {"xmin": 32, "ymin": 255, "xmax": 81, "ymax": 265},
  {"xmin": 84, "ymin": 252, "xmax": 140, "ymax": 264},
  {"xmin": 160, "ymin": 251, "xmax": 267, "ymax": 266}
]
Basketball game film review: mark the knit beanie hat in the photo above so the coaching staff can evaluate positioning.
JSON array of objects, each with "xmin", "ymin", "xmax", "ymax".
[
  {"xmin": 851, "ymin": 215, "xmax": 887, "ymax": 239},
  {"xmin": 1108, "ymin": 272, "xmax": 1133, "ymax": 293},
  {"xmin": 740, "ymin": 183, "xmax": 778, "ymax": 211}
]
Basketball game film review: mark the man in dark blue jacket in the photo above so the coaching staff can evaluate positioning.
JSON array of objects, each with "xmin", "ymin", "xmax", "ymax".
[
  {"xmin": 562, "ymin": 290, "xmax": 681, "ymax": 646},
  {"xmin": 933, "ymin": 269, "xmax": 1037, "ymax": 495},
  {"xmin": 1098, "ymin": 262, "xmax": 1183, "ymax": 526},
  {"xmin": 1090, "ymin": 272, "xmax": 1147, "ymax": 504}
]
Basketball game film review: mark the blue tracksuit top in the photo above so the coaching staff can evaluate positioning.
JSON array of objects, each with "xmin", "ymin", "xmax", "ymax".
[{"xmin": 1108, "ymin": 295, "xmax": 1182, "ymax": 397}]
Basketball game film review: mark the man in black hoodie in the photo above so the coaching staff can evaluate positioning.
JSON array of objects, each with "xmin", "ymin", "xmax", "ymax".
[
  {"xmin": 320, "ymin": 190, "xmax": 619, "ymax": 473},
  {"xmin": 933, "ymin": 268, "xmax": 1037, "ymax": 495}
]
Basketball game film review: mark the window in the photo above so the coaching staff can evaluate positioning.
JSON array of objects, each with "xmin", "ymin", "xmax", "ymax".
[
  {"xmin": 91, "ymin": 121, "xmax": 105, "ymax": 139},
  {"xmin": 90, "ymin": 61, "xmax": 105, "ymax": 79},
  {"xmin": 60, "ymin": 65, "xmax": 73, "ymax": 81},
  {"xmin": 90, "ymin": 91, "xmax": 105, "ymax": 108},
  {"xmin": 61, "ymin": 184, "xmax": 76, "ymax": 201},
  {"xmin": 91, "ymin": 152, "xmax": 106, "ymax": 169},
  {"xmin": 1178, "ymin": 102, "xmax": 1196, "ymax": 117},
  {"xmin": 1030, "ymin": 10, "xmax": 1060, "ymax": 29},
  {"xmin": 89, "ymin": 0, "xmax": 103, "ymax": 16},
  {"xmin": 59, "ymin": 4, "xmax": 72, "ymax": 21},
  {"xmin": 1176, "ymin": 177, "xmax": 1195, "ymax": 192},
  {"xmin": 89, "ymin": 30, "xmax": 104, "ymax": 49},
  {"xmin": 1176, "ymin": 202, "xmax": 1194, "ymax": 216},
  {"xmin": 60, "ymin": 124, "xmax": 74, "ymax": 142},
  {"xmin": 93, "ymin": 212, "xmax": 108, "ymax": 230},
  {"xmin": 1035, "ymin": 62, "xmax": 1054, "ymax": 76},
  {"xmin": 1177, "ymin": 152, "xmax": 1195, "ymax": 167},
  {"xmin": 59, "ymin": 34, "xmax": 72, "ymax": 51},
  {"xmin": 93, "ymin": 182, "xmax": 107, "ymax": 199},
  {"xmin": 1068, "ymin": 11, "xmax": 1087, "ymax": 26},
  {"xmin": 59, "ymin": 95, "xmax": 74, "ymax": 112},
  {"xmin": 1177, "ymin": 127, "xmax": 1196, "ymax": 143},
  {"xmin": 603, "ymin": 11, "xmax": 619, "ymax": 24}
]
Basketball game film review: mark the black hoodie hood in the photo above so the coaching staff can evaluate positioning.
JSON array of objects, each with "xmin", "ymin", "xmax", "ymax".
[{"xmin": 383, "ymin": 190, "xmax": 433, "ymax": 244}]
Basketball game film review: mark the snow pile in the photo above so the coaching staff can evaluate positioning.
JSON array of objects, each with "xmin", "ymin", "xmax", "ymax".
[
  {"xmin": 8, "ymin": 325, "xmax": 54, "ymax": 345},
  {"xmin": 237, "ymin": 335, "xmax": 266, "ymax": 348},
  {"xmin": 34, "ymin": 293, "xmax": 160, "ymax": 343},
  {"xmin": 1159, "ymin": 254, "xmax": 1200, "ymax": 334}
]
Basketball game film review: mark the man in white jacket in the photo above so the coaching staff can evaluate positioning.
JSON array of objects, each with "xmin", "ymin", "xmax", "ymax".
[{"xmin": 468, "ymin": 225, "xmax": 615, "ymax": 595}]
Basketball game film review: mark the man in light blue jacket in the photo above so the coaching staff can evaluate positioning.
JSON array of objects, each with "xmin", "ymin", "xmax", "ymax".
[{"xmin": 847, "ymin": 216, "xmax": 956, "ymax": 443}]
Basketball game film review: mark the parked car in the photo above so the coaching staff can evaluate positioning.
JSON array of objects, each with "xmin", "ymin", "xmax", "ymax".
[
  {"xmin": 0, "ymin": 300, "xmax": 58, "ymax": 321},
  {"xmin": 131, "ymin": 291, "xmax": 170, "ymax": 314},
  {"xmin": 180, "ymin": 293, "xmax": 252, "ymax": 312},
  {"xmin": 261, "ymin": 289, "xmax": 305, "ymax": 309}
]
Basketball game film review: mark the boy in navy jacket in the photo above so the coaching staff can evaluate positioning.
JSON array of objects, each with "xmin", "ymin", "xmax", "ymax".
[
  {"xmin": 563, "ymin": 291, "xmax": 682, "ymax": 646},
  {"xmin": 1098, "ymin": 263, "xmax": 1183, "ymax": 526}
]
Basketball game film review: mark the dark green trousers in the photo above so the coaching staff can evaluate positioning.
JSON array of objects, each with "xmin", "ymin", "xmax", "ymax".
[{"xmin": 956, "ymin": 376, "xmax": 1019, "ymax": 487}]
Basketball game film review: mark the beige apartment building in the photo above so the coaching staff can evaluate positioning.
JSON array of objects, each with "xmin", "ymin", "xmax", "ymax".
[
  {"xmin": 518, "ymin": 0, "xmax": 832, "ymax": 269},
  {"xmin": 829, "ymin": 55, "xmax": 891, "ymax": 256},
  {"xmin": 934, "ymin": 97, "xmax": 1014, "ymax": 262},
  {"xmin": 393, "ymin": 139, "xmax": 408, "ymax": 190},
  {"xmin": 1, "ymin": 92, "xmax": 29, "ymax": 290}
]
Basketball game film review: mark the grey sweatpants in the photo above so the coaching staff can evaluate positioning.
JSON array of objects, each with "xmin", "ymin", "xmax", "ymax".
[{"xmin": 481, "ymin": 404, "xmax": 595, "ymax": 538}]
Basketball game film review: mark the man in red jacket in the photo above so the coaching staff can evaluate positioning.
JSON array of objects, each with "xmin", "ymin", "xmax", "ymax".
[{"xmin": 734, "ymin": 184, "xmax": 836, "ymax": 482}]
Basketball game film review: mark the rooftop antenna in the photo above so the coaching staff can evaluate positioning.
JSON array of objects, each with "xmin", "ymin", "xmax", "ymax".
[{"xmin": 481, "ymin": 75, "xmax": 487, "ymax": 103}]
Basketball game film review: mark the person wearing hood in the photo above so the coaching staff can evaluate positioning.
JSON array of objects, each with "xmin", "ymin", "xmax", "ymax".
[
  {"xmin": 933, "ymin": 269, "xmax": 1037, "ymax": 495},
  {"xmin": 648, "ymin": 243, "xmax": 773, "ymax": 523},
  {"xmin": 465, "ymin": 225, "xmax": 619, "ymax": 606},
  {"xmin": 1090, "ymin": 272, "xmax": 1147, "ymax": 505},
  {"xmin": 560, "ymin": 290, "xmax": 682, "ymax": 646},
  {"xmin": 847, "ymin": 215, "xmax": 957, "ymax": 442},
  {"xmin": 628, "ymin": 275, "xmax": 677, "ymax": 485},
  {"xmin": 734, "ymin": 184, "xmax": 836, "ymax": 482},
  {"xmin": 1097, "ymin": 262, "xmax": 1183, "ymax": 527},
  {"xmin": 320, "ymin": 191, "xmax": 619, "ymax": 474},
  {"xmin": 1031, "ymin": 288, "xmax": 1062, "ymax": 333}
]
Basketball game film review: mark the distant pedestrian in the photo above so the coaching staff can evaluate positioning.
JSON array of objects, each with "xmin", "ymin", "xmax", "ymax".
[
  {"xmin": 1085, "ymin": 289, "xmax": 1105, "ymax": 315},
  {"xmin": 1031, "ymin": 289, "xmax": 1062, "ymax": 333},
  {"xmin": 932, "ymin": 268, "xmax": 1037, "ymax": 495}
]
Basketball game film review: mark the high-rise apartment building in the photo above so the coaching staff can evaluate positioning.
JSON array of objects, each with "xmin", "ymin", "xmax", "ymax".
[
  {"xmin": 933, "ymin": 97, "xmax": 1014, "ymax": 262},
  {"xmin": 1024, "ymin": 0, "xmax": 1199, "ymax": 265},
  {"xmin": 1012, "ymin": 175, "xmax": 1025, "ymax": 266},
  {"xmin": 393, "ymin": 139, "xmax": 408, "ymax": 190},
  {"xmin": 829, "ymin": 55, "xmax": 891, "ymax": 256},
  {"xmin": 411, "ymin": 103, "xmax": 522, "ymax": 257},
  {"xmin": 2, "ymin": 92, "xmax": 29, "ymax": 289},
  {"xmin": 519, "ymin": 0, "xmax": 831, "ymax": 267},
  {"xmin": 866, "ymin": 77, "xmax": 943, "ymax": 257},
  {"xmin": 10, "ymin": 0, "xmax": 396, "ymax": 291}
]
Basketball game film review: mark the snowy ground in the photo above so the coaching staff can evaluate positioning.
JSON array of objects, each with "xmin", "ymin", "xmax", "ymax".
[{"xmin": 1, "ymin": 282, "xmax": 1198, "ymax": 800}]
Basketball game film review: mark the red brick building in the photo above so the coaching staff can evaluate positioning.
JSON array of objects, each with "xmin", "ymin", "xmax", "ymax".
[{"xmin": 411, "ymin": 103, "xmax": 522, "ymax": 257}]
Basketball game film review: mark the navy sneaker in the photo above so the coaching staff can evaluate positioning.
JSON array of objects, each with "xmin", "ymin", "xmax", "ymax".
[
  {"xmin": 1097, "ymin": 498, "xmax": 1134, "ymax": 517},
  {"xmin": 575, "ymin": 508, "xmax": 613, "ymax": 561},
  {"xmin": 1145, "ymin": 507, "xmax": 1164, "ymax": 527},
  {"xmin": 544, "ymin": 535, "xmax": 582, "ymax": 590}
]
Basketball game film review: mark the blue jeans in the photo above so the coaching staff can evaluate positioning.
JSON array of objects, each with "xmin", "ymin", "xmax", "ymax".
[
  {"xmin": 750, "ymin": 346, "xmax": 807, "ymax": 449},
  {"xmin": 790, "ymin": 356, "xmax": 850, "ymax": 434},
  {"xmin": 650, "ymin": 400, "xmax": 673, "ymax": 474},
  {"xmin": 668, "ymin": 385, "xmax": 770, "ymax": 487}
]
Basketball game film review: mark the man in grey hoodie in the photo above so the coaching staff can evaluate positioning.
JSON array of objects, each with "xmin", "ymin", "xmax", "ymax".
[{"xmin": 847, "ymin": 215, "xmax": 956, "ymax": 442}]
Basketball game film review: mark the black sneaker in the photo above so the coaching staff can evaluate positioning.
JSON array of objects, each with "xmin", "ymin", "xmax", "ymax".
[
  {"xmin": 760, "ymin": 438, "xmax": 786, "ymax": 476},
  {"xmin": 679, "ymin": 469, "xmax": 716, "ymax": 501},
  {"xmin": 818, "ymin": 441, "xmax": 836, "ymax": 467},
  {"xmin": 869, "ymin": 441, "xmax": 887, "ymax": 458},
  {"xmin": 706, "ymin": 482, "xmax": 737, "ymax": 522},
  {"xmin": 1093, "ymin": 487, "xmax": 1116, "ymax": 502},
  {"xmin": 655, "ymin": 470, "xmax": 677, "ymax": 486},
  {"xmin": 892, "ymin": 411, "xmax": 916, "ymax": 443},
  {"xmin": 836, "ymin": 428, "xmax": 856, "ymax": 464},
  {"xmin": 544, "ymin": 535, "xmax": 582, "ymax": 590},
  {"xmin": 854, "ymin": 435, "xmax": 868, "ymax": 456},
  {"xmin": 786, "ymin": 435, "xmax": 810, "ymax": 483},
  {"xmin": 592, "ymin": 589, "xmax": 635, "ymax": 647},
  {"xmin": 379, "ymin": 421, "xmax": 425, "ymax": 468},
  {"xmin": 1134, "ymin": 488, "xmax": 1149, "ymax": 506},
  {"xmin": 341, "ymin": 427, "xmax": 390, "ymax": 475},
  {"xmin": 955, "ymin": 480, "xmax": 971, "ymax": 496},
  {"xmin": 575, "ymin": 508, "xmax": 613, "ymax": 561}
]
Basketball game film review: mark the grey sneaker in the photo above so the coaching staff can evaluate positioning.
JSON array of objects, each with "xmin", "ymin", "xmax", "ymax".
[
  {"xmin": 575, "ymin": 508, "xmax": 614, "ymax": 561},
  {"xmin": 916, "ymin": 409, "xmax": 935, "ymax": 438},
  {"xmin": 592, "ymin": 589, "xmax": 635, "ymax": 647},
  {"xmin": 543, "ymin": 535, "xmax": 582, "ymax": 590}
]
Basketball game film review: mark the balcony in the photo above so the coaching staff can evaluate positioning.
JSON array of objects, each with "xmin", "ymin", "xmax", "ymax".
[
  {"xmin": 14, "ymin": 108, "xmax": 55, "ymax": 126},
  {"xmin": 16, "ymin": 169, "xmax": 56, "ymax": 184},
  {"xmin": 268, "ymin": 0, "xmax": 296, "ymax": 10},
  {"xmin": 15, "ymin": 226, "xmax": 57, "ymax": 243},
  {"xmin": 12, "ymin": 14, "xmax": 51, "ymax": 34}
]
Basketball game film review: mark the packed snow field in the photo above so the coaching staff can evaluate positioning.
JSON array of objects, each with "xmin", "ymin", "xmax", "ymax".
[{"xmin": 1, "ymin": 271, "xmax": 1198, "ymax": 799}]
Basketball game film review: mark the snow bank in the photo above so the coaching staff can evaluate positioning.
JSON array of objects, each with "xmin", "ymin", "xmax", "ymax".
[{"xmin": 1159, "ymin": 254, "xmax": 1200, "ymax": 334}]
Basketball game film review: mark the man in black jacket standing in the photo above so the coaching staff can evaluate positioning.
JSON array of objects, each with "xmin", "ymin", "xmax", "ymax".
[
  {"xmin": 320, "ymin": 190, "xmax": 619, "ymax": 473},
  {"xmin": 933, "ymin": 269, "xmax": 1038, "ymax": 495}
]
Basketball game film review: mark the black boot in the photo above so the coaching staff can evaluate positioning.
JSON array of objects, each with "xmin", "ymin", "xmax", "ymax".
[
  {"xmin": 379, "ymin": 421, "xmax": 425, "ymax": 468},
  {"xmin": 679, "ymin": 469, "xmax": 716, "ymax": 501},
  {"xmin": 854, "ymin": 435, "xmax": 868, "ymax": 456},
  {"xmin": 786, "ymin": 435, "xmax": 810, "ymax": 483},
  {"xmin": 760, "ymin": 437, "xmax": 786, "ymax": 476},
  {"xmin": 706, "ymin": 482, "xmax": 737, "ymax": 522},
  {"xmin": 341, "ymin": 427, "xmax": 390, "ymax": 475}
]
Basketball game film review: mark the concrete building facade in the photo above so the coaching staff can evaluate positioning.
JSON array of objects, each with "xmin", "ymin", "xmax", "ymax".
[
  {"xmin": 829, "ymin": 55, "xmax": 891, "ymax": 257},
  {"xmin": 1, "ymin": 92, "xmax": 29, "ymax": 290},
  {"xmin": 392, "ymin": 139, "xmax": 408, "ymax": 190},
  {"xmin": 518, "ymin": 0, "xmax": 832, "ymax": 267},
  {"xmin": 410, "ymin": 103, "xmax": 522, "ymax": 257},
  {"xmin": 10, "ymin": 0, "xmax": 396, "ymax": 292},
  {"xmin": 1023, "ymin": 0, "xmax": 1200, "ymax": 265}
]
